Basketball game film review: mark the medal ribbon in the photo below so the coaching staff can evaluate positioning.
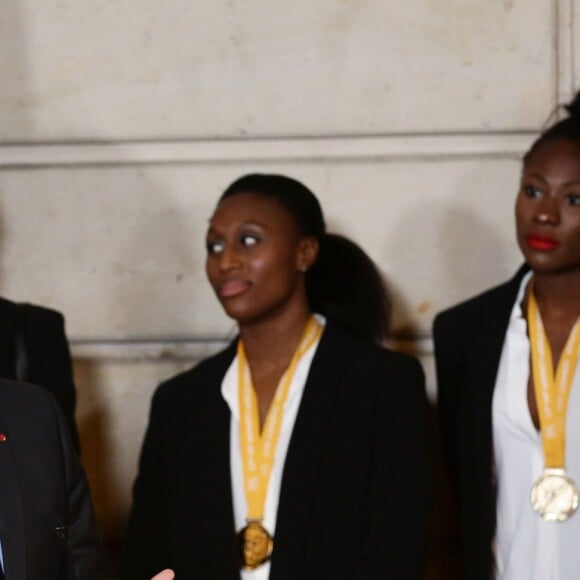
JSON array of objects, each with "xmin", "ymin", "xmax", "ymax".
[
  {"xmin": 528, "ymin": 286, "xmax": 580, "ymax": 469},
  {"xmin": 237, "ymin": 316, "xmax": 323, "ymax": 522}
]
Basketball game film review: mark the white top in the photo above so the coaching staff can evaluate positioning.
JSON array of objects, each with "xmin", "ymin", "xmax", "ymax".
[
  {"xmin": 493, "ymin": 272, "xmax": 580, "ymax": 580},
  {"xmin": 221, "ymin": 316, "xmax": 324, "ymax": 580}
]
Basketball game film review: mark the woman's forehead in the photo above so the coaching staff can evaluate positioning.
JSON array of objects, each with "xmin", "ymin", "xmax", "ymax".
[{"xmin": 210, "ymin": 192, "xmax": 300, "ymax": 230}]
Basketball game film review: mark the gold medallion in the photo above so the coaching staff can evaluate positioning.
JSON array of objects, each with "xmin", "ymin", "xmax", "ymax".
[
  {"xmin": 238, "ymin": 521, "xmax": 274, "ymax": 570},
  {"xmin": 531, "ymin": 469, "xmax": 579, "ymax": 522}
]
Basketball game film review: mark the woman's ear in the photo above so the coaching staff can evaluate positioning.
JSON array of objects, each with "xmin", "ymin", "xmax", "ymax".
[{"xmin": 297, "ymin": 236, "xmax": 319, "ymax": 272}]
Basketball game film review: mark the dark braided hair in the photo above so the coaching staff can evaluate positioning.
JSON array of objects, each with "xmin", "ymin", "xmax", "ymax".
[
  {"xmin": 524, "ymin": 91, "xmax": 580, "ymax": 163},
  {"xmin": 220, "ymin": 173, "xmax": 391, "ymax": 343}
]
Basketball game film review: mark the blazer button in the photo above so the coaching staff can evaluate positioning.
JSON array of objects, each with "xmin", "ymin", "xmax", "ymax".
[{"xmin": 54, "ymin": 526, "xmax": 67, "ymax": 539}]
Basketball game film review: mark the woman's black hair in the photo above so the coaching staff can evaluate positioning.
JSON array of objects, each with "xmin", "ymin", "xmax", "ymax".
[
  {"xmin": 524, "ymin": 91, "xmax": 580, "ymax": 163},
  {"xmin": 220, "ymin": 173, "xmax": 391, "ymax": 343}
]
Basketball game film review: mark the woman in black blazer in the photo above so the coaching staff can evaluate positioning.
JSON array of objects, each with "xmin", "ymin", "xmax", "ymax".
[
  {"xmin": 434, "ymin": 93, "xmax": 580, "ymax": 579},
  {"xmin": 123, "ymin": 173, "xmax": 430, "ymax": 579}
]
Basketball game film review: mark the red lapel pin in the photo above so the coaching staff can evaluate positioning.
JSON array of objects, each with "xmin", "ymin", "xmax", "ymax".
[{"xmin": 0, "ymin": 434, "xmax": 7, "ymax": 442}]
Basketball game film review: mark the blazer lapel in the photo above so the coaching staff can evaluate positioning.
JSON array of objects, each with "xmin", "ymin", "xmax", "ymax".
[
  {"xmin": 183, "ymin": 345, "xmax": 240, "ymax": 579},
  {"xmin": 270, "ymin": 322, "xmax": 345, "ymax": 579},
  {"xmin": 465, "ymin": 267, "xmax": 529, "ymax": 437},
  {"xmin": 458, "ymin": 266, "xmax": 529, "ymax": 568},
  {"xmin": 0, "ymin": 417, "xmax": 27, "ymax": 580}
]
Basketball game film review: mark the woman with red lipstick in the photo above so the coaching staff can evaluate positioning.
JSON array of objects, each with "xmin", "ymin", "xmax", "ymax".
[
  {"xmin": 434, "ymin": 92, "xmax": 580, "ymax": 580},
  {"xmin": 123, "ymin": 173, "xmax": 430, "ymax": 580}
]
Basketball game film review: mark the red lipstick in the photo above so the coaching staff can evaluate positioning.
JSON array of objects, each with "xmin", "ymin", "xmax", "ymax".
[{"xmin": 527, "ymin": 234, "xmax": 558, "ymax": 251}]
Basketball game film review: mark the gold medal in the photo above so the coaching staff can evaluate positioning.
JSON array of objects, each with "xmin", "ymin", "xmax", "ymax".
[
  {"xmin": 238, "ymin": 520, "xmax": 274, "ymax": 570},
  {"xmin": 531, "ymin": 468, "xmax": 579, "ymax": 522},
  {"xmin": 528, "ymin": 285, "xmax": 580, "ymax": 522}
]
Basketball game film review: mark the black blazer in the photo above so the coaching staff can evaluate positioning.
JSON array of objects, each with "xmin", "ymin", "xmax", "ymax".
[
  {"xmin": 123, "ymin": 321, "xmax": 430, "ymax": 580},
  {"xmin": 433, "ymin": 266, "xmax": 529, "ymax": 580},
  {"xmin": 0, "ymin": 297, "xmax": 79, "ymax": 450},
  {"xmin": 0, "ymin": 379, "xmax": 109, "ymax": 579}
]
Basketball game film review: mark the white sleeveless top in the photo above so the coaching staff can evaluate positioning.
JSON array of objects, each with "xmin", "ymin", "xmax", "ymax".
[{"xmin": 492, "ymin": 272, "xmax": 580, "ymax": 579}]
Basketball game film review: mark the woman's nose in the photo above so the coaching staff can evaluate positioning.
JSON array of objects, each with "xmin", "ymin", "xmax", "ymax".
[
  {"xmin": 533, "ymin": 196, "xmax": 560, "ymax": 225},
  {"xmin": 219, "ymin": 245, "xmax": 240, "ymax": 270}
]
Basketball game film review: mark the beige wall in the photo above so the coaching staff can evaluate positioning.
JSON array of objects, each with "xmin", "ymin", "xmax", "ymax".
[{"xmin": 1, "ymin": 0, "xmax": 579, "ymax": 549}]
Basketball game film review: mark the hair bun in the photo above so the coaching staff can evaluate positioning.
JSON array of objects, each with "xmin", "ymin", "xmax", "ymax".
[{"xmin": 564, "ymin": 91, "xmax": 580, "ymax": 119}]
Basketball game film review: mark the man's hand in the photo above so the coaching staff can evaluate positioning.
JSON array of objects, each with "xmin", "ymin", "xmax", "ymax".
[{"xmin": 151, "ymin": 570, "xmax": 175, "ymax": 580}]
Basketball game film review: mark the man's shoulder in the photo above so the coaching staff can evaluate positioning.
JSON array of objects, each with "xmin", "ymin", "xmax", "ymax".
[
  {"xmin": 0, "ymin": 379, "xmax": 63, "ymax": 449},
  {"xmin": 0, "ymin": 378, "xmax": 56, "ymax": 413},
  {"xmin": 0, "ymin": 297, "xmax": 65, "ymax": 329}
]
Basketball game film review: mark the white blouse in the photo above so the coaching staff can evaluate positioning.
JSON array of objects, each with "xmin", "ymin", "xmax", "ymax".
[
  {"xmin": 493, "ymin": 272, "xmax": 580, "ymax": 580},
  {"xmin": 221, "ymin": 316, "xmax": 324, "ymax": 580}
]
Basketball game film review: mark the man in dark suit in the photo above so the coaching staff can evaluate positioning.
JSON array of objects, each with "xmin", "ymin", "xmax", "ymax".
[
  {"xmin": 0, "ymin": 297, "xmax": 79, "ymax": 450},
  {"xmin": 0, "ymin": 378, "xmax": 109, "ymax": 579}
]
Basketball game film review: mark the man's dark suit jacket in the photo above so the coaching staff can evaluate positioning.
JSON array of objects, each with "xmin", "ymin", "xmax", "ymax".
[
  {"xmin": 0, "ymin": 297, "xmax": 79, "ymax": 450},
  {"xmin": 123, "ymin": 321, "xmax": 430, "ymax": 580},
  {"xmin": 433, "ymin": 266, "xmax": 529, "ymax": 580},
  {"xmin": 0, "ymin": 379, "xmax": 108, "ymax": 579}
]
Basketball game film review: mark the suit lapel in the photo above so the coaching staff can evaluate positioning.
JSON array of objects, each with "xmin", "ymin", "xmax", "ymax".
[
  {"xmin": 270, "ymin": 322, "xmax": 345, "ymax": 579},
  {"xmin": 0, "ymin": 415, "xmax": 27, "ymax": 580}
]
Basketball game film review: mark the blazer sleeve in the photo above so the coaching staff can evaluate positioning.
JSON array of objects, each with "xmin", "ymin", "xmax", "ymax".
[
  {"xmin": 122, "ymin": 383, "xmax": 174, "ymax": 580},
  {"xmin": 433, "ymin": 309, "xmax": 469, "ymax": 484},
  {"xmin": 355, "ymin": 354, "xmax": 431, "ymax": 580},
  {"xmin": 19, "ymin": 304, "xmax": 80, "ymax": 451},
  {"xmin": 46, "ymin": 387, "xmax": 111, "ymax": 579}
]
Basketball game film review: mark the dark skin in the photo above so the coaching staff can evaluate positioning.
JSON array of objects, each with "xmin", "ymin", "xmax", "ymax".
[
  {"xmin": 523, "ymin": 279, "xmax": 580, "ymax": 429},
  {"xmin": 516, "ymin": 139, "xmax": 580, "ymax": 429},
  {"xmin": 205, "ymin": 192, "xmax": 319, "ymax": 428},
  {"xmin": 242, "ymin": 312, "xmax": 311, "ymax": 428}
]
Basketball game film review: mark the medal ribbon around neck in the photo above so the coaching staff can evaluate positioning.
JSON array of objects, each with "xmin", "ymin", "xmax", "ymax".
[
  {"xmin": 237, "ymin": 315, "xmax": 323, "ymax": 523},
  {"xmin": 528, "ymin": 286, "xmax": 580, "ymax": 469}
]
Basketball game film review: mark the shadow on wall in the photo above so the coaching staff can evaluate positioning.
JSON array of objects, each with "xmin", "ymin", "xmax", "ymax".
[
  {"xmin": 384, "ymin": 203, "xmax": 513, "ymax": 345},
  {"xmin": 74, "ymin": 351, "xmax": 202, "ymax": 577},
  {"xmin": 74, "ymin": 357, "xmax": 121, "ymax": 563}
]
